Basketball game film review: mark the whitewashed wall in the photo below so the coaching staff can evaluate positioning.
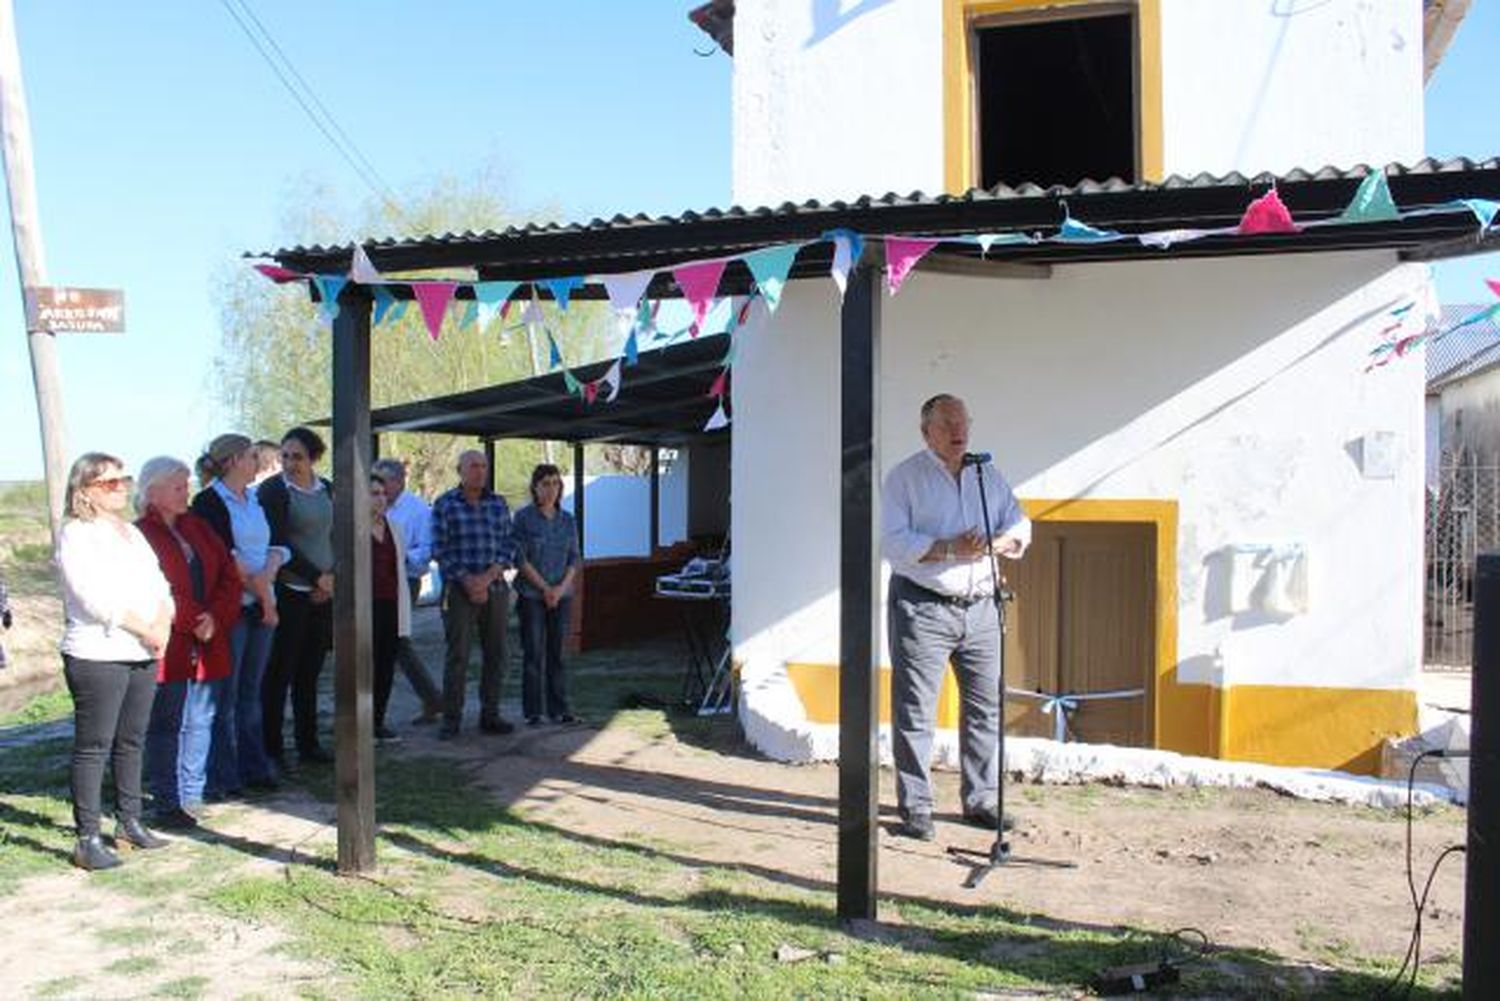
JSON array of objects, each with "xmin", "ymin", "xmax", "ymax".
[
  {"xmin": 558, "ymin": 463, "xmax": 688, "ymax": 559},
  {"xmin": 731, "ymin": 0, "xmax": 1425, "ymax": 207},
  {"xmin": 733, "ymin": 253, "xmax": 1429, "ymax": 759}
]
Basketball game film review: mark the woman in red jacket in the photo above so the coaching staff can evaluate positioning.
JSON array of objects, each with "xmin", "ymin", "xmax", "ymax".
[{"xmin": 135, "ymin": 457, "xmax": 242, "ymax": 827}]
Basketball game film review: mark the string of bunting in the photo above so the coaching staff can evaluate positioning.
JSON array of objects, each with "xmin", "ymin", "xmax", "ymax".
[{"xmin": 254, "ymin": 174, "xmax": 1499, "ymax": 429}]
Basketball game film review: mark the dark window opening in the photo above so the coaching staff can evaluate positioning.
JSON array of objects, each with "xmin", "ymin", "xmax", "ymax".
[{"xmin": 976, "ymin": 12, "xmax": 1136, "ymax": 190}]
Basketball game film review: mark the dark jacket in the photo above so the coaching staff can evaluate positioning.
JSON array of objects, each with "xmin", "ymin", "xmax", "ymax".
[
  {"xmin": 135, "ymin": 510, "xmax": 242, "ymax": 684},
  {"xmin": 254, "ymin": 473, "xmax": 334, "ymax": 588},
  {"xmin": 190, "ymin": 485, "xmax": 234, "ymax": 552}
]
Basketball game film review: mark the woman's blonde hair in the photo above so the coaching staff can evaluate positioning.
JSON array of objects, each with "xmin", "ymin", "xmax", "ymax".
[{"xmin": 64, "ymin": 452, "xmax": 124, "ymax": 522}]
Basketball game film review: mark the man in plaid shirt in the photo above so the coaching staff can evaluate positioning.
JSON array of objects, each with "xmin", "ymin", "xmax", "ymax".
[{"xmin": 430, "ymin": 449, "xmax": 516, "ymax": 738}]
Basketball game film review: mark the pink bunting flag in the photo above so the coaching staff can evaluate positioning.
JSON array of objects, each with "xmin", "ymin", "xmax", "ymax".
[
  {"xmin": 1237, "ymin": 188, "xmax": 1299, "ymax": 235},
  {"xmin": 583, "ymin": 381, "xmax": 599, "ymax": 405},
  {"xmin": 708, "ymin": 369, "xmax": 728, "ymax": 399},
  {"xmin": 254, "ymin": 263, "xmax": 304, "ymax": 284},
  {"xmin": 1487, "ymin": 278, "xmax": 1500, "ymax": 299},
  {"xmin": 412, "ymin": 282, "xmax": 458, "ymax": 341},
  {"xmin": 673, "ymin": 259, "xmax": 728, "ymax": 333},
  {"xmin": 884, "ymin": 237, "xmax": 940, "ymax": 295}
]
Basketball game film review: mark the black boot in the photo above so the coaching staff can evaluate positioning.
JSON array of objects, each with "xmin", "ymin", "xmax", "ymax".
[
  {"xmin": 73, "ymin": 833, "xmax": 122, "ymax": 871},
  {"xmin": 114, "ymin": 816, "xmax": 169, "ymax": 851}
]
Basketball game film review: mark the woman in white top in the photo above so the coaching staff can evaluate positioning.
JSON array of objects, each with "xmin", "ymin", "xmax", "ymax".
[{"xmin": 56, "ymin": 452, "xmax": 175, "ymax": 871}]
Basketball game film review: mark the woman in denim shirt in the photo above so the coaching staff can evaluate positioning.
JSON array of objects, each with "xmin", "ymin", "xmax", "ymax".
[{"xmin": 512, "ymin": 464, "xmax": 581, "ymax": 725}]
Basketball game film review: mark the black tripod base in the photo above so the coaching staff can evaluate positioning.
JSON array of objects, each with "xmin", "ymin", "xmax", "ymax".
[{"xmin": 947, "ymin": 839, "xmax": 1011, "ymax": 889}]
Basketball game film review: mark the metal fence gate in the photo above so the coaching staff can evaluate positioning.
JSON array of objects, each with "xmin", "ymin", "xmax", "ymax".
[{"xmin": 1425, "ymin": 461, "xmax": 1500, "ymax": 669}]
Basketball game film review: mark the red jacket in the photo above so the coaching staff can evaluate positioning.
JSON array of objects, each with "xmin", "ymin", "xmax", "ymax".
[{"xmin": 136, "ymin": 510, "xmax": 242, "ymax": 683}]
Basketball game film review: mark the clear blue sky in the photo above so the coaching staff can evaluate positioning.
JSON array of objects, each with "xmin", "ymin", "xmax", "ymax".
[{"xmin": 0, "ymin": 0, "xmax": 1495, "ymax": 481}]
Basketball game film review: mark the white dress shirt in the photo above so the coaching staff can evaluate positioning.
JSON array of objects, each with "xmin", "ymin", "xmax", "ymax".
[
  {"xmin": 881, "ymin": 449, "xmax": 1032, "ymax": 599},
  {"xmin": 384, "ymin": 488, "xmax": 433, "ymax": 581},
  {"xmin": 56, "ymin": 517, "xmax": 173, "ymax": 661}
]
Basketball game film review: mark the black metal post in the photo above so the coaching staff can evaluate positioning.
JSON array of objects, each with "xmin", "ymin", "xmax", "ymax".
[
  {"xmin": 1466, "ymin": 553, "xmax": 1499, "ymax": 998},
  {"xmin": 331, "ymin": 285, "xmax": 375, "ymax": 874},
  {"xmin": 483, "ymin": 439, "xmax": 496, "ymax": 492},
  {"xmin": 573, "ymin": 441, "xmax": 586, "ymax": 555},
  {"xmin": 649, "ymin": 445, "xmax": 661, "ymax": 553},
  {"xmin": 838, "ymin": 253, "xmax": 881, "ymax": 922}
]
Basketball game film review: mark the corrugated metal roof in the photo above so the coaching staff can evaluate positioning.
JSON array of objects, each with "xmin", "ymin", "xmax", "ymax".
[
  {"xmin": 257, "ymin": 157, "xmax": 1500, "ymax": 284},
  {"xmin": 1427, "ymin": 303, "xmax": 1500, "ymax": 386}
]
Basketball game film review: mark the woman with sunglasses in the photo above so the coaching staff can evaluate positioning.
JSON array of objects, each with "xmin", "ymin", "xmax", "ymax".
[
  {"xmin": 513, "ymin": 464, "xmax": 581, "ymax": 726},
  {"xmin": 55, "ymin": 453, "xmax": 174, "ymax": 870},
  {"xmin": 257, "ymin": 427, "xmax": 335, "ymax": 767}
]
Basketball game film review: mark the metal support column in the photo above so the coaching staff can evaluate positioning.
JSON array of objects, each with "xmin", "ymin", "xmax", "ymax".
[
  {"xmin": 573, "ymin": 441, "xmax": 586, "ymax": 554},
  {"xmin": 837, "ymin": 252, "xmax": 881, "ymax": 922},
  {"xmin": 1466, "ymin": 553, "xmax": 1499, "ymax": 998},
  {"xmin": 649, "ymin": 446, "xmax": 661, "ymax": 553},
  {"xmin": 331, "ymin": 285, "xmax": 375, "ymax": 874},
  {"xmin": 483, "ymin": 439, "xmax": 496, "ymax": 492}
]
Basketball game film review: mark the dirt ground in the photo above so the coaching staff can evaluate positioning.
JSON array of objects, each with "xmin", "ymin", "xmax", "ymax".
[{"xmin": 4, "ymin": 692, "xmax": 1468, "ymax": 997}]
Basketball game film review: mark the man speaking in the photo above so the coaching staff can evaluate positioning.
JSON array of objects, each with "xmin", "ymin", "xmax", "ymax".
[{"xmin": 880, "ymin": 393, "xmax": 1031, "ymax": 841}]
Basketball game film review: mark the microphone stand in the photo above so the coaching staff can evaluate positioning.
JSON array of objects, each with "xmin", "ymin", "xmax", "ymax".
[{"xmin": 947, "ymin": 454, "xmax": 1015, "ymax": 888}]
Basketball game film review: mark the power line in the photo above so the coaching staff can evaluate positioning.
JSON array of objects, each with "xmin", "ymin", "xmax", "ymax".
[{"xmin": 217, "ymin": 0, "xmax": 407, "ymax": 222}]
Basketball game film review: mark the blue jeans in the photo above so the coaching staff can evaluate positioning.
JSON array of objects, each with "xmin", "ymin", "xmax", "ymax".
[
  {"xmin": 146, "ymin": 677, "xmax": 218, "ymax": 809},
  {"xmin": 209, "ymin": 605, "xmax": 278, "ymax": 794},
  {"xmin": 518, "ymin": 595, "xmax": 571, "ymax": 720}
]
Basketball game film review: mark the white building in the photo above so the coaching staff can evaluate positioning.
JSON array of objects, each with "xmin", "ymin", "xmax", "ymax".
[{"xmin": 719, "ymin": 0, "xmax": 1469, "ymax": 773}]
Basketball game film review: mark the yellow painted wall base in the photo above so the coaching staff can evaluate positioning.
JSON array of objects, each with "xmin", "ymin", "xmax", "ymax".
[{"xmin": 782, "ymin": 662, "xmax": 1416, "ymax": 776}]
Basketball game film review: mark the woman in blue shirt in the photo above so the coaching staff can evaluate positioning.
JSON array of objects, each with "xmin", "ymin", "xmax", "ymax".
[{"xmin": 513, "ymin": 464, "xmax": 581, "ymax": 725}]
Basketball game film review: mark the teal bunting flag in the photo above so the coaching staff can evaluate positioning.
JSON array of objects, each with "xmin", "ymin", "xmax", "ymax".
[
  {"xmin": 547, "ymin": 332, "xmax": 563, "ymax": 369},
  {"xmin": 311, "ymin": 275, "xmax": 348, "ymax": 321},
  {"xmin": 562, "ymin": 368, "xmax": 582, "ymax": 395},
  {"xmin": 1456, "ymin": 198, "xmax": 1500, "ymax": 232},
  {"xmin": 741, "ymin": 244, "xmax": 799, "ymax": 311},
  {"xmin": 624, "ymin": 328, "xmax": 639, "ymax": 366},
  {"xmin": 543, "ymin": 276, "xmax": 585, "ymax": 311},
  {"xmin": 1057, "ymin": 214, "xmax": 1121, "ymax": 243},
  {"xmin": 1339, "ymin": 171, "xmax": 1400, "ymax": 224},
  {"xmin": 372, "ymin": 285, "xmax": 399, "ymax": 325}
]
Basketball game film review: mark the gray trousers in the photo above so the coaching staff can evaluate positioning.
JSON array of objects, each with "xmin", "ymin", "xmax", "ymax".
[
  {"xmin": 441, "ymin": 579, "xmax": 510, "ymax": 729},
  {"xmin": 888, "ymin": 576, "xmax": 1001, "ymax": 816},
  {"xmin": 398, "ymin": 577, "xmax": 442, "ymax": 710}
]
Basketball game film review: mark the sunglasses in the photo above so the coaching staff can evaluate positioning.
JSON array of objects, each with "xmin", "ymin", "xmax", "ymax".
[{"xmin": 90, "ymin": 475, "xmax": 134, "ymax": 492}]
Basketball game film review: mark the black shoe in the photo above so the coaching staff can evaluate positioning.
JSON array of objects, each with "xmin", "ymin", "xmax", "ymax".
[
  {"xmin": 73, "ymin": 834, "xmax": 122, "ymax": 871},
  {"xmin": 300, "ymin": 746, "xmax": 335, "ymax": 764},
  {"xmin": 375, "ymin": 726, "xmax": 402, "ymax": 744},
  {"xmin": 963, "ymin": 805, "xmax": 1016, "ymax": 832},
  {"xmin": 152, "ymin": 808, "xmax": 199, "ymax": 831},
  {"xmin": 479, "ymin": 718, "xmax": 515, "ymax": 735},
  {"xmin": 896, "ymin": 811, "xmax": 935, "ymax": 841},
  {"xmin": 114, "ymin": 817, "xmax": 169, "ymax": 851},
  {"xmin": 553, "ymin": 714, "xmax": 578, "ymax": 725}
]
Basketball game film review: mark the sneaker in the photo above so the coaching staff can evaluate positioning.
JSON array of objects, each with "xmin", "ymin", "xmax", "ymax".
[
  {"xmin": 375, "ymin": 726, "xmax": 402, "ymax": 744},
  {"xmin": 479, "ymin": 718, "xmax": 515, "ymax": 735},
  {"xmin": 962, "ymin": 805, "xmax": 1016, "ymax": 832},
  {"xmin": 896, "ymin": 810, "xmax": 935, "ymax": 841}
]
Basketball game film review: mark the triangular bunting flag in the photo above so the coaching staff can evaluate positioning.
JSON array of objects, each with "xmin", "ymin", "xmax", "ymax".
[
  {"xmin": 1456, "ymin": 199, "xmax": 1500, "ymax": 232},
  {"xmin": 1057, "ymin": 210, "xmax": 1121, "ymax": 243},
  {"xmin": 562, "ymin": 368, "xmax": 582, "ymax": 396},
  {"xmin": 458, "ymin": 301, "xmax": 478, "ymax": 329},
  {"xmin": 311, "ymin": 275, "xmax": 348, "ymax": 322},
  {"xmin": 973, "ymin": 232, "xmax": 1033, "ymax": 254},
  {"xmin": 1339, "ymin": 171, "xmax": 1399, "ymax": 224},
  {"xmin": 583, "ymin": 381, "xmax": 599, "ymax": 405},
  {"xmin": 253, "ymin": 263, "xmax": 304, "ymax": 284},
  {"xmin": 741, "ymin": 244, "xmax": 799, "ymax": 312},
  {"xmin": 1138, "ymin": 228, "xmax": 1217, "ymax": 250},
  {"xmin": 474, "ymin": 281, "xmax": 520, "ymax": 329},
  {"xmin": 522, "ymin": 296, "xmax": 546, "ymax": 330},
  {"xmin": 371, "ymin": 285, "xmax": 397, "ymax": 325},
  {"xmin": 543, "ymin": 276, "xmax": 586, "ymax": 311},
  {"xmin": 624, "ymin": 328, "xmax": 639, "ymax": 366},
  {"xmin": 601, "ymin": 359, "xmax": 623, "ymax": 402},
  {"xmin": 1486, "ymin": 278, "xmax": 1500, "ymax": 299},
  {"xmin": 412, "ymin": 281, "xmax": 458, "ymax": 341},
  {"xmin": 708, "ymin": 369, "xmax": 728, "ymax": 399},
  {"xmin": 1238, "ymin": 188, "xmax": 1299, "ymax": 235},
  {"xmin": 884, "ymin": 237, "xmax": 940, "ymax": 294},
  {"xmin": 349, "ymin": 245, "xmax": 382, "ymax": 283},
  {"xmin": 704, "ymin": 401, "xmax": 729, "ymax": 432},
  {"xmin": 547, "ymin": 332, "xmax": 563, "ymax": 369},
  {"xmin": 673, "ymin": 259, "xmax": 728, "ymax": 332},
  {"xmin": 825, "ymin": 228, "xmax": 864, "ymax": 298},
  {"xmin": 601, "ymin": 270, "xmax": 655, "ymax": 315}
]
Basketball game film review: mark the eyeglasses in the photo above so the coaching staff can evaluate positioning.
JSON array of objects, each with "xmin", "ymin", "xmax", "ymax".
[{"xmin": 89, "ymin": 475, "xmax": 134, "ymax": 492}]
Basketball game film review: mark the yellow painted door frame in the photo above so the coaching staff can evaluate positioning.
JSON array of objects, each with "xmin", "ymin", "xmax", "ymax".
[{"xmin": 942, "ymin": 0, "xmax": 1164, "ymax": 194}]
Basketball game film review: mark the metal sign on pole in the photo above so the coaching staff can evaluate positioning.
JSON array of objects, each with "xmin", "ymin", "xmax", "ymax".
[
  {"xmin": 0, "ymin": 0, "xmax": 68, "ymax": 541},
  {"xmin": 23, "ymin": 286, "xmax": 125, "ymax": 333}
]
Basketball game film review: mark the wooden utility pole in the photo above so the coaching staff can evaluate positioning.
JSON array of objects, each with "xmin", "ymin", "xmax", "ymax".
[{"xmin": 0, "ymin": 0, "xmax": 67, "ymax": 540}]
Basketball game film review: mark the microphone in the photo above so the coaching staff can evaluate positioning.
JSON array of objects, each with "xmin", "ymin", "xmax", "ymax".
[{"xmin": 962, "ymin": 451, "xmax": 992, "ymax": 467}]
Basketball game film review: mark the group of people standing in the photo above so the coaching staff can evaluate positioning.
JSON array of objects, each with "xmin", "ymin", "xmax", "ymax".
[{"xmin": 53, "ymin": 431, "xmax": 581, "ymax": 872}]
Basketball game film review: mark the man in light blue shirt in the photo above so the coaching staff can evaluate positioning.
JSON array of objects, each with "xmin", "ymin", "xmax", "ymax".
[
  {"xmin": 881, "ymin": 393, "xmax": 1031, "ymax": 841},
  {"xmin": 372, "ymin": 459, "xmax": 444, "ymax": 723}
]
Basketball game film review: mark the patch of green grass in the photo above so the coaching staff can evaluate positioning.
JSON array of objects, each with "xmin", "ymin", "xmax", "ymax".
[
  {"xmin": 153, "ymin": 975, "xmax": 210, "ymax": 999},
  {"xmin": 95, "ymin": 924, "xmax": 157, "ymax": 948},
  {"xmin": 33, "ymin": 974, "xmax": 88, "ymax": 998},
  {"xmin": 104, "ymin": 954, "xmax": 161, "ymax": 975},
  {"xmin": 0, "ymin": 686, "xmax": 73, "ymax": 727},
  {"xmin": 0, "ymin": 737, "xmax": 75, "ymax": 894}
]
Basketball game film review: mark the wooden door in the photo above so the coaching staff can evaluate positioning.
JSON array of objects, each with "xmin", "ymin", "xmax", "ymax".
[{"xmin": 1002, "ymin": 521, "xmax": 1155, "ymax": 746}]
